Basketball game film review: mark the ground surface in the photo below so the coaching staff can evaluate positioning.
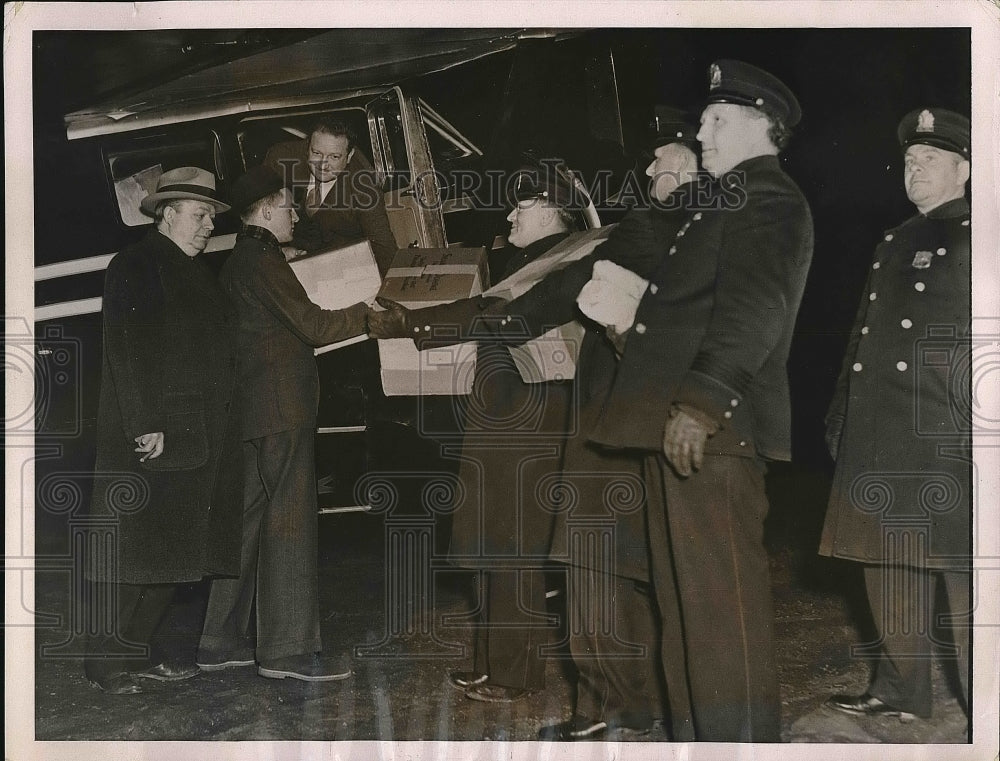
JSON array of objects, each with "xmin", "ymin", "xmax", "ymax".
[{"xmin": 30, "ymin": 475, "xmax": 971, "ymax": 746}]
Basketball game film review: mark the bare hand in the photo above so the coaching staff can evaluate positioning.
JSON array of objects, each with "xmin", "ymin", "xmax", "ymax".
[
  {"xmin": 134, "ymin": 431, "xmax": 165, "ymax": 462},
  {"xmin": 368, "ymin": 296, "xmax": 414, "ymax": 339},
  {"xmin": 662, "ymin": 409, "xmax": 711, "ymax": 477},
  {"xmin": 281, "ymin": 246, "xmax": 306, "ymax": 261}
]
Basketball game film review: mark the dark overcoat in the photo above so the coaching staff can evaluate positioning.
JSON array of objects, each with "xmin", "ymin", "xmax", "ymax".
[
  {"xmin": 264, "ymin": 140, "xmax": 398, "ymax": 273},
  {"xmin": 404, "ymin": 233, "xmax": 573, "ymax": 564},
  {"xmin": 220, "ymin": 226, "xmax": 370, "ymax": 441},
  {"xmin": 494, "ymin": 156, "xmax": 814, "ymax": 460},
  {"xmin": 819, "ymin": 198, "xmax": 971, "ymax": 570},
  {"xmin": 88, "ymin": 230, "xmax": 243, "ymax": 584}
]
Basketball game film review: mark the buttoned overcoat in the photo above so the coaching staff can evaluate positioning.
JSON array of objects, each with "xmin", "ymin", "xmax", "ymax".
[
  {"xmin": 88, "ymin": 230, "xmax": 243, "ymax": 584},
  {"xmin": 819, "ymin": 198, "xmax": 971, "ymax": 570}
]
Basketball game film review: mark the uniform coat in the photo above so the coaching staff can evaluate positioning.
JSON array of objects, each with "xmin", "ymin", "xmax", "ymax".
[
  {"xmin": 820, "ymin": 197, "xmax": 971, "ymax": 570},
  {"xmin": 264, "ymin": 139, "xmax": 398, "ymax": 273},
  {"xmin": 495, "ymin": 155, "xmax": 814, "ymax": 740},
  {"xmin": 88, "ymin": 229, "xmax": 242, "ymax": 585}
]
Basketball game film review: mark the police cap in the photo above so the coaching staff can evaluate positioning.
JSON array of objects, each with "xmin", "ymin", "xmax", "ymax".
[
  {"xmin": 705, "ymin": 59, "xmax": 802, "ymax": 127},
  {"xmin": 897, "ymin": 107, "xmax": 970, "ymax": 158}
]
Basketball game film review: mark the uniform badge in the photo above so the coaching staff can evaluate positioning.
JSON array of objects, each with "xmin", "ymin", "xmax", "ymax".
[
  {"xmin": 916, "ymin": 109, "xmax": 935, "ymax": 133},
  {"xmin": 911, "ymin": 250, "xmax": 933, "ymax": 269},
  {"xmin": 710, "ymin": 63, "xmax": 722, "ymax": 90}
]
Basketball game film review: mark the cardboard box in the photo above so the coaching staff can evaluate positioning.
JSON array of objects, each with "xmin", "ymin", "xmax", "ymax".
[
  {"xmin": 288, "ymin": 240, "xmax": 382, "ymax": 355},
  {"xmin": 486, "ymin": 226, "xmax": 614, "ymax": 383},
  {"xmin": 377, "ymin": 247, "xmax": 489, "ymax": 307},
  {"xmin": 376, "ymin": 247, "xmax": 488, "ymax": 396}
]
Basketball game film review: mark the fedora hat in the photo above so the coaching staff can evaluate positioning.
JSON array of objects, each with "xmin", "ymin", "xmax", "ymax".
[{"xmin": 140, "ymin": 166, "xmax": 230, "ymax": 215}]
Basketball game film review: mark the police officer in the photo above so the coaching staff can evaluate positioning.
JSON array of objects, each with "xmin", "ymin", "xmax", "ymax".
[
  {"xmin": 821, "ymin": 108, "xmax": 971, "ymax": 723},
  {"xmin": 484, "ymin": 60, "xmax": 814, "ymax": 741}
]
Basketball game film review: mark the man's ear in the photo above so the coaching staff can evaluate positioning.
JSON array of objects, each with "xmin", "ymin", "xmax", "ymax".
[
  {"xmin": 956, "ymin": 158, "xmax": 971, "ymax": 187},
  {"xmin": 347, "ymin": 148, "xmax": 356, "ymax": 164}
]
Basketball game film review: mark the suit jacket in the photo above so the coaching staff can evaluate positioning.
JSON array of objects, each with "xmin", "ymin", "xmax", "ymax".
[
  {"xmin": 493, "ymin": 156, "xmax": 814, "ymax": 461},
  {"xmin": 820, "ymin": 197, "xmax": 971, "ymax": 569},
  {"xmin": 264, "ymin": 140, "xmax": 398, "ymax": 274},
  {"xmin": 220, "ymin": 225, "xmax": 369, "ymax": 440},
  {"xmin": 88, "ymin": 229, "xmax": 243, "ymax": 584}
]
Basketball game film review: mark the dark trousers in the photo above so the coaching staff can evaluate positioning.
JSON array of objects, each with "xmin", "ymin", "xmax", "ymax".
[
  {"xmin": 471, "ymin": 568, "xmax": 548, "ymax": 690},
  {"xmin": 864, "ymin": 564, "xmax": 970, "ymax": 717},
  {"xmin": 200, "ymin": 426, "xmax": 322, "ymax": 661},
  {"xmin": 567, "ymin": 567, "xmax": 685, "ymax": 736},
  {"xmin": 644, "ymin": 453, "xmax": 781, "ymax": 742},
  {"xmin": 83, "ymin": 583, "xmax": 176, "ymax": 679}
]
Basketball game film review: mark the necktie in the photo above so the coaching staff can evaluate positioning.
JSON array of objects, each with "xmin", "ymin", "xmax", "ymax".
[{"xmin": 306, "ymin": 177, "xmax": 322, "ymax": 216}]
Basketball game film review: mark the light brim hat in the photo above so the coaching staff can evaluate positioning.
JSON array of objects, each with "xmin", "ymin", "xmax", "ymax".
[{"xmin": 140, "ymin": 166, "xmax": 230, "ymax": 215}]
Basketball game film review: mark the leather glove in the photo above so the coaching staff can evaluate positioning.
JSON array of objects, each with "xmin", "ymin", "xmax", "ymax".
[
  {"xmin": 662, "ymin": 406, "xmax": 715, "ymax": 477},
  {"xmin": 825, "ymin": 413, "xmax": 845, "ymax": 462},
  {"xmin": 367, "ymin": 296, "xmax": 413, "ymax": 338}
]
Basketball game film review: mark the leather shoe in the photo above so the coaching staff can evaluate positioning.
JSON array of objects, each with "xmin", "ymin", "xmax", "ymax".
[
  {"xmin": 826, "ymin": 692, "xmax": 916, "ymax": 722},
  {"xmin": 258, "ymin": 653, "xmax": 352, "ymax": 682},
  {"xmin": 134, "ymin": 661, "xmax": 201, "ymax": 682},
  {"xmin": 196, "ymin": 647, "xmax": 256, "ymax": 672},
  {"xmin": 538, "ymin": 715, "xmax": 609, "ymax": 741},
  {"xmin": 448, "ymin": 670, "xmax": 488, "ymax": 690},
  {"xmin": 465, "ymin": 683, "xmax": 534, "ymax": 703},
  {"xmin": 88, "ymin": 671, "xmax": 142, "ymax": 695}
]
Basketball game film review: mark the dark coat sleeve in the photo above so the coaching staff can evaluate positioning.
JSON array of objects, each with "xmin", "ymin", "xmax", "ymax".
[
  {"xmin": 489, "ymin": 207, "xmax": 679, "ymax": 341},
  {"xmin": 672, "ymin": 189, "xmax": 813, "ymax": 425},
  {"xmin": 245, "ymin": 251, "xmax": 369, "ymax": 348},
  {"xmin": 101, "ymin": 250, "xmax": 167, "ymax": 439}
]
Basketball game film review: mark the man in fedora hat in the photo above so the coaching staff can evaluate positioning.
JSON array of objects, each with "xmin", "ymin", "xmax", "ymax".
[
  {"xmin": 197, "ymin": 165, "xmax": 374, "ymax": 682},
  {"xmin": 822, "ymin": 108, "xmax": 971, "ymax": 725},
  {"xmin": 474, "ymin": 61, "xmax": 813, "ymax": 741},
  {"xmin": 84, "ymin": 166, "xmax": 243, "ymax": 694}
]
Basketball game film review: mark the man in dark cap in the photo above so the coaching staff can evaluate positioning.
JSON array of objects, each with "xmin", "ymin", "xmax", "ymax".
[
  {"xmin": 84, "ymin": 166, "xmax": 242, "ymax": 695},
  {"xmin": 454, "ymin": 60, "xmax": 813, "ymax": 741},
  {"xmin": 821, "ymin": 108, "xmax": 971, "ymax": 725},
  {"xmin": 370, "ymin": 155, "xmax": 586, "ymax": 705},
  {"xmin": 197, "ymin": 165, "xmax": 373, "ymax": 682}
]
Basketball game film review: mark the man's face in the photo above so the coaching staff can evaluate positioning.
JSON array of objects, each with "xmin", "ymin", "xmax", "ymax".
[
  {"xmin": 696, "ymin": 103, "xmax": 770, "ymax": 178},
  {"xmin": 164, "ymin": 199, "xmax": 216, "ymax": 256},
  {"xmin": 308, "ymin": 132, "xmax": 354, "ymax": 183},
  {"xmin": 645, "ymin": 142, "xmax": 698, "ymax": 202},
  {"xmin": 506, "ymin": 199, "xmax": 555, "ymax": 249},
  {"xmin": 268, "ymin": 188, "xmax": 299, "ymax": 244},
  {"xmin": 903, "ymin": 144, "xmax": 969, "ymax": 214}
]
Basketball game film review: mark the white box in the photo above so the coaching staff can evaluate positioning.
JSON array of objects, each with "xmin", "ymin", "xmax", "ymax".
[{"xmin": 288, "ymin": 239, "xmax": 382, "ymax": 354}]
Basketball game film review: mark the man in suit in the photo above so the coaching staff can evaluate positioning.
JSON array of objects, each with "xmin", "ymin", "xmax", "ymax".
[
  {"xmin": 265, "ymin": 118, "xmax": 398, "ymax": 274},
  {"xmin": 196, "ymin": 166, "xmax": 373, "ymax": 681},
  {"xmin": 481, "ymin": 60, "xmax": 813, "ymax": 741},
  {"xmin": 821, "ymin": 108, "xmax": 971, "ymax": 724},
  {"xmin": 84, "ymin": 167, "xmax": 242, "ymax": 694}
]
